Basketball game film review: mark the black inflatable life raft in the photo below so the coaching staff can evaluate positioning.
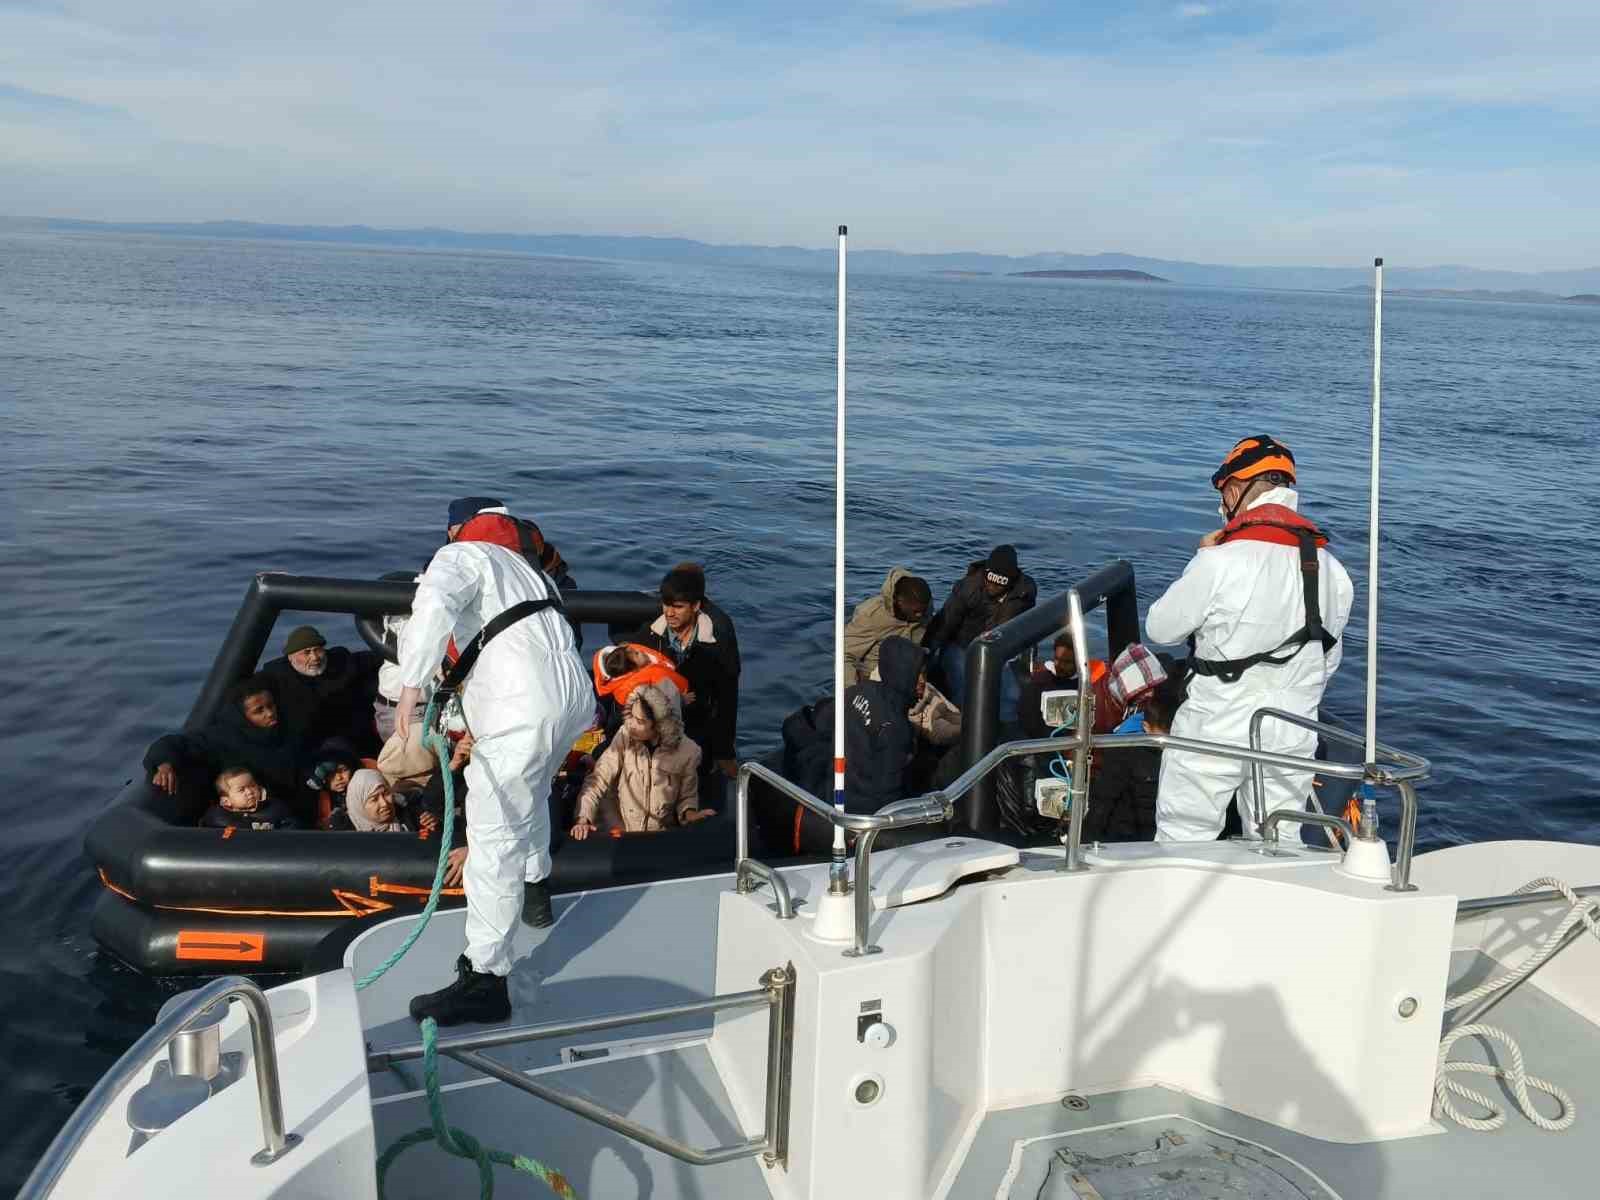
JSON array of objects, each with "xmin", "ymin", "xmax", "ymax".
[{"xmin": 86, "ymin": 571, "xmax": 749, "ymax": 976}]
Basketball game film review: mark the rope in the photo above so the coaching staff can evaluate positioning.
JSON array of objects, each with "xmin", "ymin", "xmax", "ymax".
[
  {"xmin": 1435, "ymin": 876, "xmax": 1600, "ymax": 1133},
  {"xmin": 1047, "ymin": 723, "xmax": 1073, "ymax": 785},
  {"xmin": 353, "ymin": 694, "xmax": 578, "ymax": 1197},
  {"xmin": 375, "ymin": 1017, "xmax": 577, "ymax": 1200},
  {"xmin": 354, "ymin": 695, "xmax": 455, "ymax": 992}
]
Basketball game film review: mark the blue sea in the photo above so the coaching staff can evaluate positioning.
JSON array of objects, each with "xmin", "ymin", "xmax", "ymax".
[{"xmin": 1, "ymin": 229, "xmax": 1596, "ymax": 1185}]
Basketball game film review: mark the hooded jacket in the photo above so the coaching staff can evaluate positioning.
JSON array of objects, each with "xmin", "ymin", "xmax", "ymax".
[
  {"xmin": 931, "ymin": 560, "xmax": 1039, "ymax": 650},
  {"xmin": 843, "ymin": 567, "xmax": 930, "ymax": 683},
  {"xmin": 262, "ymin": 645, "xmax": 383, "ymax": 753},
  {"xmin": 634, "ymin": 611, "xmax": 739, "ymax": 764},
  {"xmin": 576, "ymin": 683, "xmax": 703, "ymax": 832},
  {"xmin": 145, "ymin": 678, "xmax": 317, "ymax": 822},
  {"xmin": 786, "ymin": 635, "xmax": 922, "ymax": 817}
]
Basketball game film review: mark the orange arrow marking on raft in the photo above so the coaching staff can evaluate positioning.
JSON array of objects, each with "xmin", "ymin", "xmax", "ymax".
[
  {"xmin": 176, "ymin": 930, "xmax": 265, "ymax": 962},
  {"xmin": 370, "ymin": 875, "xmax": 466, "ymax": 899}
]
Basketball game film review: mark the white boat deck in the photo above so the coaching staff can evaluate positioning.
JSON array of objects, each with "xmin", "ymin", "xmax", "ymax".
[
  {"xmin": 349, "ymin": 840, "xmax": 1600, "ymax": 1200},
  {"xmin": 34, "ymin": 837, "xmax": 1600, "ymax": 1200},
  {"xmin": 365, "ymin": 941, "xmax": 1600, "ymax": 1199}
]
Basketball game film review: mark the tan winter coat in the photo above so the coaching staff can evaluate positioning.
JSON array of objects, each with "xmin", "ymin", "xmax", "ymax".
[
  {"xmin": 576, "ymin": 684, "xmax": 703, "ymax": 832},
  {"xmin": 843, "ymin": 566, "xmax": 929, "ymax": 683}
]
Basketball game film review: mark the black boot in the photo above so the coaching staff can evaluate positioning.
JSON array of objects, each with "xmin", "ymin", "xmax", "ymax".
[
  {"xmin": 521, "ymin": 879, "xmax": 554, "ymax": 929},
  {"xmin": 409, "ymin": 955, "xmax": 511, "ymax": 1026}
]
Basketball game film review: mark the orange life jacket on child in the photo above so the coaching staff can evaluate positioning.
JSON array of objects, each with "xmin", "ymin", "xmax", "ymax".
[{"xmin": 593, "ymin": 643, "xmax": 690, "ymax": 708}]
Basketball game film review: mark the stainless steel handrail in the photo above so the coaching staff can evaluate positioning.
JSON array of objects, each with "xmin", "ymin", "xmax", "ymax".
[
  {"xmin": 1455, "ymin": 884, "xmax": 1600, "ymax": 919},
  {"xmin": 1062, "ymin": 589, "xmax": 1094, "ymax": 872},
  {"xmin": 19, "ymin": 976, "xmax": 296, "ymax": 1200},
  {"xmin": 736, "ymin": 859, "xmax": 795, "ymax": 919},
  {"xmin": 373, "ymin": 967, "xmax": 798, "ymax": 1170},
  {"xmin": 1249, "ymin": 706, "xmax": 1428, "ymax": 887},
  {"xmin": 1261, "ymin": 809, "xmax": 1354, "ymax": 851},
  {"xmin": 733, "ymin": 722, "xmax": 1432, "ymax": 953},
  {"xmin": 735, "ymin": 762, "xmax": 953, "ymax": 955},
  {"xmin": 369, "ymin": 987, "xmax": 772, "ymax": 1070}
]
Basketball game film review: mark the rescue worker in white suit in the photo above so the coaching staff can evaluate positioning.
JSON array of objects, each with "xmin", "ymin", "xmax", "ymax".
[
  {"xmin": 1147, "ymin": 437, "xmax": 1353, "ymax": 844},
  {"xmin": 398, "ymin": 496, "xmax": 593, "ymax": 1026}
]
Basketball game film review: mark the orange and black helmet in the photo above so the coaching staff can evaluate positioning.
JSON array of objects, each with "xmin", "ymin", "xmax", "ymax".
[{"xmin": 1211, "ymin": 435, "xmax": 1297, "ymax": 490}]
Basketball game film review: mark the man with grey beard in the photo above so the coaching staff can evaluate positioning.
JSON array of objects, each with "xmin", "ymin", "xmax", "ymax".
[{"xmin": 261, "ymin": 625, "xmax": 383, "ymax": 753}]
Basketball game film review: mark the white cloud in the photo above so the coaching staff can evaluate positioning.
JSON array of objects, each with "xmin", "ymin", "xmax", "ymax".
[
  {"xmin": 897, "ymin": 0, "xmax": 1007, "ymax": 10},
  {"xmin": 1, "ymin": 0, "xmax": 1597, "ymax": 269},
  {"xmin": 1177, "ymin": 3, "xmax": 1214, "ymax": 17}
]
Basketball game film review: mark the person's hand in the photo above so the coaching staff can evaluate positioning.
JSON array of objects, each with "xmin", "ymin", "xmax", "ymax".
[
  {"xmin": 569, "ymin": 819, "xmax": 596, "ymax": 841},
  {"xmin": 717, "ymin": 758, "xmax": 738, "ymax": 781},
  {"xmin": 443, "ymin": 846, "xmax": 468, "ymax": 888},
  {"xmin": 683, "ymin": 808, "xmax": 717, "ymax": 824},
  {"xmin": 395, "ymin": 685, "xmax": 423, "ymax": 739},
  {"xmin": 683, "ymin": 691, "xmax": 697, "ymax": 706},
  {"xmin": 1198, "ymin": 529, "xmax": 1225, "ymax": 549},
  {"xmin": 450, "ymin": 733, "xmax": 474, "ymax": 771},
  {"xmin": 152, "ymin": 763, "xmax": 178, "ymax": 795},
  {"xmin": 418, "ymin": 810, "xmax": 439, "ymax": 836}
]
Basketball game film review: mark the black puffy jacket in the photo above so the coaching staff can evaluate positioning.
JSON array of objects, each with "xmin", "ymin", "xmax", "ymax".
[{"xmin": 930, "ymin": 560, "xmax": 1039, "ymax": 650}]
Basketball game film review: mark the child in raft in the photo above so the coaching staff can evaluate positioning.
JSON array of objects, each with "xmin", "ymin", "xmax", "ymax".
[
  {"xmin": 200, "ymin": 766, "xmax": 302, "ymax": 831},
  {"xmin": 569, "ymin": 682, "xmax": 716, "ymax": 839}
]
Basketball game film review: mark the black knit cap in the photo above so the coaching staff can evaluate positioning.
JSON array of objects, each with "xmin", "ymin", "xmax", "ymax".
[
  {"xmin": 284, "ymin": 625, "xmax": 326, "ymax": 654},
  {"xmin": 986, "ymin": 544, "xmax": 1020, "ymax": 586}
]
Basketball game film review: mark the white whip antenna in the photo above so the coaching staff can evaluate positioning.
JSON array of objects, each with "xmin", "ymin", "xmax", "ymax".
[
  {"xmin": 830, "ymin": 224, "xmax": 849, "ymax": 893},
  {"xmin": 1365, "ymin": 257, "xmax": 1382, "ymax": 770}
]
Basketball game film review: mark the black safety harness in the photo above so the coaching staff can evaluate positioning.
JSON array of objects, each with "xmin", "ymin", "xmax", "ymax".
[{"xmin": 1189, "ymin": 526, "xmax": 1337, "ymax": 685}]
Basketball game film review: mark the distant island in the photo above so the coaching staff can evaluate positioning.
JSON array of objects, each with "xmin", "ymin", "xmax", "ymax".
[
  {"xmin": 1339, "ymin": 284, "xmax": 1600, "ymax": 306},
  {"xmin": 1009, "ymin": 269, "xmax": 1168, "ymax": 282},
  {"xmin": 8, "ymin": 216, "xmax": 1600, "ymax": 295}
]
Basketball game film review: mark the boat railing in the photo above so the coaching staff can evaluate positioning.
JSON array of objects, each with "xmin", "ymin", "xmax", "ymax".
[
  {"xmin": 1248, "ymin": 705, "xmax": 1425, "ymax": 886},
  {"xmin": 734, "ymin": 585, "xmax": 1432, "ymax": 955},
  {"xmin": 18, "ymin": 976, "xmax": 297, "ymax": 1200},
  {"xmin": 369, "ymin": 965, "xmax": 799, "ymax": 1169}
]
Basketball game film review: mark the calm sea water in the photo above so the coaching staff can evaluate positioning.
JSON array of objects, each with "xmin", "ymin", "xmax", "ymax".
[{"xmin": 1, "ymin": 230, "xmax": 1596, "ymax": 1184}]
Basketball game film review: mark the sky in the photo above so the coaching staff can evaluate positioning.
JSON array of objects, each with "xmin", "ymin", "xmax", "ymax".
[{"xmin": 2, "ymin": 0, "xmax": 1597, "ymax": 269}]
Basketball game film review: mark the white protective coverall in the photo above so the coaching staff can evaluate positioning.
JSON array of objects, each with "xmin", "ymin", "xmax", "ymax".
[
  {"xmin": 398, "ymin": 522, "xmax": 593, "ymax": 976},
  {"xmin": 1146, "ymin": 487, "xmax": 1353, "ymax": 843}
]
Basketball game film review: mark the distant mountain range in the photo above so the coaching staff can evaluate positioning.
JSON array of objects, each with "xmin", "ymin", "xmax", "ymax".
[
  {"xmin": 1010, "ymin": 269, "xmax": 1168, "ymax": 282},
  {"xmin": 8, "ymin": 215, "xmax": 1600, "ymax": 296},
  {"xmin": 1339, "ymin": 285, "xmax": 1600, "ymax": 305}
]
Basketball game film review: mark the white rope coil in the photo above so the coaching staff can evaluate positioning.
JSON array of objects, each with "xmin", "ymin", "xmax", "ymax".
[{"xmin": 1436, "ymin": 877, "xmax": 1600, "ymax": 1133}]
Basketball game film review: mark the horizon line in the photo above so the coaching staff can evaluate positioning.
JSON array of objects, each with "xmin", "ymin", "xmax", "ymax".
[{"xmin": 5, "ymin": 212, "xmax": 1597, "ymax": 281}]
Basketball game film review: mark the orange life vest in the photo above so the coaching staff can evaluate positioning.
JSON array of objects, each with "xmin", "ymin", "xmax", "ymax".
[{"xmin": 593, "ymin": 643, "xmax": 690, "ymax": 708}]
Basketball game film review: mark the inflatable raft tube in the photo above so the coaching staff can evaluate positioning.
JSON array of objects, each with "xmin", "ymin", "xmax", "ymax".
[{"xmin": 89, "ymin": 774, "xmax": 741, "ymax": 975}]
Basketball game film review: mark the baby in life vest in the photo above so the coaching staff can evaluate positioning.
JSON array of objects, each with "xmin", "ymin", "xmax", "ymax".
[
  {"xmin": 593, "ymin": 642, "xmax": 691, "ymax": 707},
  {"xmin": 201, "ymin": 766, "xmax": 301, "ymax": 831},
  {"xmin": 569, "ymin": 683, "xmax": 715, "ymax": 839}
]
